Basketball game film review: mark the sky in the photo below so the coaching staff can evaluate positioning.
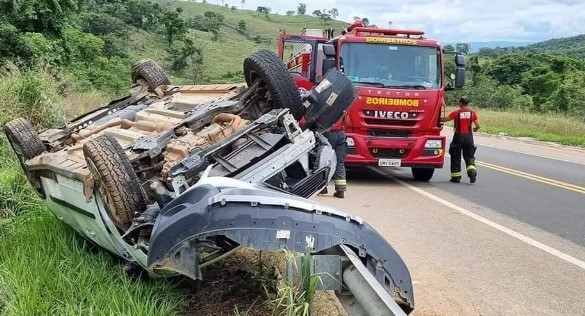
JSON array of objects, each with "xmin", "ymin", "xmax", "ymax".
[{"xmin": 205, "ymin": 0, "xmax": 585, "ymax": 43}]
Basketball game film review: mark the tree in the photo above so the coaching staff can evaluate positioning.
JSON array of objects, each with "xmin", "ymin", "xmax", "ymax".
[
  {"xmin": 161, "ymin": 8, "xmax": 187, "ymax": 47},
  {"xmin": 444, "ymin": 44, "xmax": 455, "ymax": 53},
  {"xmin": 286, "ymin": 10, "xmax": 295, "ymax": 16},
  {"xmin": 0, "ymin": 0, "xmax": 80, "ymax": 36},
  {"xmin": 241, "ymin": 0, "xmax": 245, "ymax": 9},
  {"xmin": 330, "ymin": 8, "xmax": 338, "ymax": 19},
  {"xmin": 312, "ymin": 10, "xmax": 322, "ymax": 16},
  {"xmin": 456, "ymin": 43, "xmax": 470, "ymax": 55},
  {"xmin": 297, "ymin": 3, "xmax": 306, "ymax": 15},
  {"xmin": 362, "ymin": 17, "xmax": 370, "ymax": 26},
  {"xmin": 256, "ymin": 6, "xmax": 271, "ymax": 14}
]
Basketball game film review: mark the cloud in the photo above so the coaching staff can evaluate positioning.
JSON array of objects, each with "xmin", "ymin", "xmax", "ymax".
[{"xmin": 205, "ymin": 0, "xmax": 585, "ymax": 42}]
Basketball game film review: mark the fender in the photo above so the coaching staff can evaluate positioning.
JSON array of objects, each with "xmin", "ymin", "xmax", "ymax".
[{"xmin": 146, "ymin": 177, "xmax": 414, "ymax": 309}]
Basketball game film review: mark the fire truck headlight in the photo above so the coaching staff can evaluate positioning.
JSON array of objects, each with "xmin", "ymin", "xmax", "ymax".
[
  {"xmin": 346, "ymin": 137, "xmax": 355, "ymax": 147},
  {"xmin": 425, "ymin": 140, "xmax": 442, "ymax": 149}
]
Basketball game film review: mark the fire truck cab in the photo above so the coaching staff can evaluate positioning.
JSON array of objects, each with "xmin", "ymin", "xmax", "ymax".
[{"xmin": 277, "ymin": 20, "xmax": 466, "ymax": 181}]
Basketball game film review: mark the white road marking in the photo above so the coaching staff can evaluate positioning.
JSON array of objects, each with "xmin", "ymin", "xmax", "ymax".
[{"xmin": 387, "ymin": 173, "xmax": 585, "ymax": 271}]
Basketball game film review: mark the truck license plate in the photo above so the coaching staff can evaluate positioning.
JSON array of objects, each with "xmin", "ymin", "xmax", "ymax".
[{"xmin": 378, "ymin": 159, "xmax": 401, "ymax": 167}]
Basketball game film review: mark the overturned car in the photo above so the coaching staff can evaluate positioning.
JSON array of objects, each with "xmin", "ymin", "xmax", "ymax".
[{"xmin": 4, "ymin": 49, "xmax": 414, "ymax": 315}]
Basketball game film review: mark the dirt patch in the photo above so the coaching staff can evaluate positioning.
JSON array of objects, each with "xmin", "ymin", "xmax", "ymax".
[
  {"xmin": 178, "ymin": 248, "xmax": 285, "ymax": 316},
  {"xmin": 176, "ymin": 247, "xmax": 347, "ymax": 316}
]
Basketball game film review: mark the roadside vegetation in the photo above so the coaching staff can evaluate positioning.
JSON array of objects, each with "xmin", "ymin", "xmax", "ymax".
[{"xmin": 1, "ymin": 0, "xmax": 584, "ymax": 314}]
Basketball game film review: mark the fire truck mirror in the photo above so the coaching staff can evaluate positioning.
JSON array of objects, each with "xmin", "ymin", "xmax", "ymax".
[
  {"xmin": 455, "ymin": 67, "xmax": 466, "ymax": 89},
  {"xmin": 455, "ymin": 54, "xmax": 466, "ymax": 67},
  {"xmin": 321, "ymin": 44, "xmax": 337, "ymax": 77}
]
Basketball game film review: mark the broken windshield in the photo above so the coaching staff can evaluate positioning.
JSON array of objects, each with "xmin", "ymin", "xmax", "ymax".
[{"xmin": 340, "ymin": 42, "xmax": 441, "ymax": 89}]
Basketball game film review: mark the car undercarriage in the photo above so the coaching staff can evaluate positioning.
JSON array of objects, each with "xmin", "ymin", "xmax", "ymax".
[{"xmin": 4, "ymin": 49, "xmax": 415, "ymax": 315}]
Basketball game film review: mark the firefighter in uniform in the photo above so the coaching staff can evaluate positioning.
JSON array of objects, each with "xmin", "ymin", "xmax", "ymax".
[
  {"xmin": 320, "ymin": 116, "xmax": 348, "ymax": 198},
  {"xmin": 441, "ymin": 96, "xmax": 481, "ymax": 183}
]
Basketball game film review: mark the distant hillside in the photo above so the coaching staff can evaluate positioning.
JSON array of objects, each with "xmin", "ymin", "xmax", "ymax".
[
  {"xmin": 472, "ymin": 34, "xmax": 585, "ymax": 60},
  {"xmin": 525, "ymin": 34, "xmax": 585, "ymax": 59}
]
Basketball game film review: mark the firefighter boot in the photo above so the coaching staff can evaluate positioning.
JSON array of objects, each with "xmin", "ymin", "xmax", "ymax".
[
  {"xmin": 334, "ymin": 179, "xmax": 346, "ymax": 199},
  {"xmin": 319, "ymin": 187, "xmax": 328, "ymax": 195},
  {"xmin": 467, "ymin": 166, "xmax": 477, "ymax": 184},
  {"xmin": 450, "ymin": 172, "xmax": 461, "ymax": 183}
]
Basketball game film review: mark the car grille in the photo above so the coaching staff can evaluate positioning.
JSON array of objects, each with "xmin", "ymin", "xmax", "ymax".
[{"xmin": 290, "ymin": 168, "xmax": 329, "ymax": 198}]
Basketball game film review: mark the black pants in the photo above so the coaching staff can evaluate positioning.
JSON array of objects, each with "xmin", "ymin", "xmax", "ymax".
[
  {"xmin": 323, "ymin": 130, "xmax": 347, "ymax": 192},
  {"xmin": 449, "ymin": 133, "xmax": 477, "ymax": 179}
]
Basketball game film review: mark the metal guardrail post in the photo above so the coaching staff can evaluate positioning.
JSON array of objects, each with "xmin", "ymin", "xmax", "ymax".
[{"xmin": 338, "ymin": 245, "xmax": 407, "ymax": 316}]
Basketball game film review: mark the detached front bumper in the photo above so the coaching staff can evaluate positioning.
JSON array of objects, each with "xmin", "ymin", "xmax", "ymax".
[{"xmin": 146, "ymin": 177, "xmax": 414, "ymax": 311}]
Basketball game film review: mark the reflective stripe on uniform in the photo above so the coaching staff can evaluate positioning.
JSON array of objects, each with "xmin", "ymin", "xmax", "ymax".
[
  {"xmin": 451, "ymin": 172, "xmax": 462, "ymax": 177},
  {"xmin": 467, "ymin": 165, "xmax": 477, "ymax": 171},
  {"xmin": 334, "ymin": 179, "xmax": 347, "ymax": 185}
]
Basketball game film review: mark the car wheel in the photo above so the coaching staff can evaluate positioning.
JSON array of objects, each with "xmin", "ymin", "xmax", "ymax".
[
  {"xmin": 83, "ymin": 134, "xmax": 146, "ymax": 230},
  {"xmin": 243, "ymin": 49, "xmax": 304, "ymax": 120},
  {"xmin": 3, "ymin": 118, "xmax": 45, "ymax": 161},
  {"xmin": 411, "ymin": 167, "xmax": 435, "ymax": 182},
  {"xmin": 131, "ymin": 59, "xmax": 171, "ymax": 90},
  {"xmin": 3, "ymin": 118, "xmax": 46, "ymax": 198}
]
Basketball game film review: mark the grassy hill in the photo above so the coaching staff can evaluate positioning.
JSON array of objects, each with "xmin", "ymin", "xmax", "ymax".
[{"xmin": 135, "ymin": 0, "xmax": 347, "ymax": 84}]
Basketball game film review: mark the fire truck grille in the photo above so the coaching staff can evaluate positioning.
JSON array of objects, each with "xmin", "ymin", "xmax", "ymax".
[
  {"xmin": 370, "ymin": 148, "xmax": 405, "ymax": 159},
  {"xmin": 367, "ymin": 129, "xmax": 412, "ymax": 138},
  {"xmin": 364, "ymin": 118, "xmax": 417, "ymax": 127}
]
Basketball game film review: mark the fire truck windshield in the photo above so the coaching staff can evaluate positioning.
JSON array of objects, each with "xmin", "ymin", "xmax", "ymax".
[{"xmin": 340, "ymin": 42, "xmax": 441, "ymax": 89}]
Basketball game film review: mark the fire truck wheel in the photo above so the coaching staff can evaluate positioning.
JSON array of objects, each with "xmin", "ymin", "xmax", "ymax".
[
  {"xmin": 243, "ymin": 49, "xmax": 304, "ymax": 120},
  {"xmin": 411, "ymin": 167, "xmax": 435, "ymax": 182},
  {"xmin": 131, "ymin": 59, "xmax": 170, "ymax": 90},
  {"xmin": 83, "ymin": 134, "xmax": 147, "ymax": 230}
]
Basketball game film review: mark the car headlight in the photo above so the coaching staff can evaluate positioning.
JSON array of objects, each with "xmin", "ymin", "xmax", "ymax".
[
  {"xmin": 425, "ymin": 140, "xmax": 442, "ymax": 149},
  {"xmin": 346, "ymin": 137, "xmax": 355, "ymax": 147}
]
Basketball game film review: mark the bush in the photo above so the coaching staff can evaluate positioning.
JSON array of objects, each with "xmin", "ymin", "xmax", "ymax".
[{"xmin": 446, "ymin": 74, "xmax": 532, "ymax": 111}]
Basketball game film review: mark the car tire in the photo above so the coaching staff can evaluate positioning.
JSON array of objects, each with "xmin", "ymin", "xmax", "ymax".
[
  {"xmin": 243, "ymin": 49, "xmax": 304, "ymax": 120},
  {"xmin": 83, "ymin": 134, "xmax": 146, "ymax": 229},
  {"xmin": 411, "ymin": 167, "xmax": 435, "ymax": 182},
  {"xmin": 3, "ymin": 117, "xmax": 46, "ymax": 198},
  {"xmin": 131, "ymin": 59, "xmax": 170, "ymax": 90},
  {"xmin": 3, "ymin": 118, "xmax": 45, "ymax": 161}
]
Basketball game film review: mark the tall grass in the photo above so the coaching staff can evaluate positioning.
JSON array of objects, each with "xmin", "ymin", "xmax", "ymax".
[{"xmin": 446, "ymin": 106, "xmax": 585, "ymax": 147}]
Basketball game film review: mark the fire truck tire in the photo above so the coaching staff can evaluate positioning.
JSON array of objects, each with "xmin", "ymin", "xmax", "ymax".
[
  {"xmin": 83, "ymin": 134, "xmax": 146, "ymax": 230},
  {"xmin": 243, "ymin": 49, "xmax": 304, "ymax": 120},
  {"xmin": 411, "ymin": 167, "xmax": 435, "ymax": 182},
  {"xmin": 131, "ymin": 59, "xmax": 170, "ymax": 90}
]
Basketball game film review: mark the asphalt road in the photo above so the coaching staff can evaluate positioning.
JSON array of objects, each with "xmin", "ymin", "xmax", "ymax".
[{"xmin": 314, "ymin": 131, "xmax": 585, "ymax": 316}]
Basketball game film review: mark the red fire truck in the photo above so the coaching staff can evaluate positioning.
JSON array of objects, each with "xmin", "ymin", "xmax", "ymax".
[{"xmin": 277, "ymin": 19, "xmax": 466, "ymax": 181}]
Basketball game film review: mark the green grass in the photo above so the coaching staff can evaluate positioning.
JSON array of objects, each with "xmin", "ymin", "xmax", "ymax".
[
  {"xmin": 0, "ymin": 147, "xmax": 185, "ymax": 316},
  {"xmin": 446, "ymin": 107, "xmax": 585, "ymax": 147}
]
